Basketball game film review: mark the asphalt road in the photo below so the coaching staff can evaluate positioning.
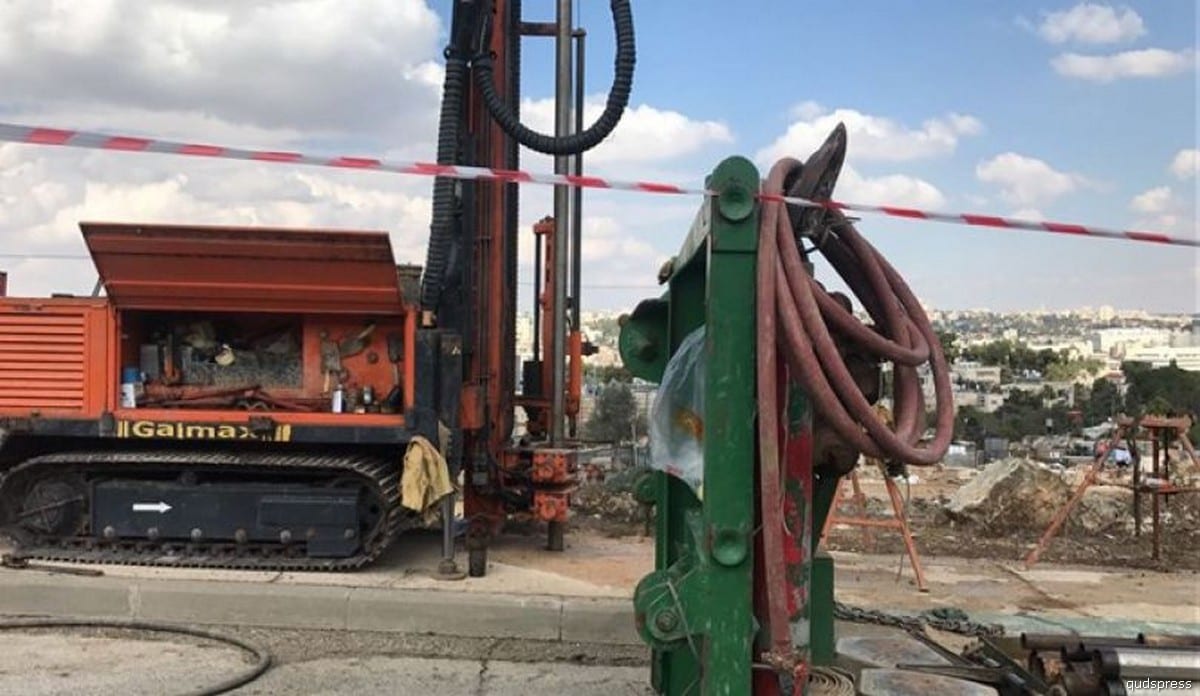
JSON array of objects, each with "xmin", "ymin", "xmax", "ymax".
[
  {"xmin": 234, "ymin": 656, "xmax": 650, "ymax": 695},
  {"xmin": 0, "ymin": 625, "xmax": 652, "ymax": 696}
]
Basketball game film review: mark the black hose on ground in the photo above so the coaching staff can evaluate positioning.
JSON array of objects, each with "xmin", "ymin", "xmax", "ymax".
[
  {"xmin": 0, "ymin": 618, "xmax": 272, "ymax": 696},
  {"xmin": 474, "ymin": 0, "xmax": 635, "ymax": 156}
]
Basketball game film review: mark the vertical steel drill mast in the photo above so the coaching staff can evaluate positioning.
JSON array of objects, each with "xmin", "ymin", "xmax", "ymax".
[{"xmin": 419, "ymin": 0, "xmax": 635, "ymax": 576}]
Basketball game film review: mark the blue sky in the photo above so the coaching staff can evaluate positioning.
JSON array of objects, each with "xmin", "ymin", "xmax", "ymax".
[
  {"xmin": 0, "ymin": 1, "xmax": 1195, "ymax": 314},
  {"xmin": 495, "ymin": 0, "xmax": 1198, "ymax": 313}
]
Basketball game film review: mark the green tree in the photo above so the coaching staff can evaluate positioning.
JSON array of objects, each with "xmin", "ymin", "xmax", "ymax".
[
  {"xmin": 1045, "ymin": 357, "xmax": 1103, "ymax": 383},
  {"xmin": 935, "ymin": 331, "xmax": 961, "ymax": 363},
  {"xmin": 1122, "ymin": 360, "xmax": 1200, "ymax": 441},
  {"xmin": 1083, "ymin": 377, "xmax": 1122, "ymax": 425},
  {"xmin": 585, "ymin": 382, "xmax": 639, "ymax": 443},
  {"xmin": 955, "ymin": 405, "xmax": 996, "ymax": 443},
  {"xmin": 961, "ymin": 339, "xmax": 1078, "ymax": 379},
  {"xmin": 962, "ymin": 339, "xmax": 1013, "ymax": 367},
  {"xmin": 974, "ymin": 388, "xmax": 1073, "ymax": 440}
]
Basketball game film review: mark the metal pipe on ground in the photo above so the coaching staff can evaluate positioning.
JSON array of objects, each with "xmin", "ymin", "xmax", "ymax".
[
  {"xmin": 1139, "ymin": 634, "xmax": 1200, "ymax": 648},
  {"xmin": 1022, "ymin": 634, "xmax": 1144, "ymax": 651},
  {"xmin": 1094, "ymin": 646, "xmax": 1200, "ymax": 681}
]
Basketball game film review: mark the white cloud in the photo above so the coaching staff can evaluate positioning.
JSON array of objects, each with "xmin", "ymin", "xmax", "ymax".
[
  {"xmin": 837, "ymin": 166, "xmax": 947, "ymax": 210},
  {"xmin": 789, "ymin": 101, "xmax": 826, "ymax": 120},
  {"xmin": 577, "ymin": 216, "xmax": 658, "ymax": 264},
  {"xmin": 1037, "ymin": 3, "xmax": 1145, "ymax": 44},
  {"xmin": 0, "ymin": 1, "xmax": 738, "ymax": 309},
  {"xmin": 1171, "ymin": 149, "xmax": 1199, "ymax": 180},
  {"xmin": 1128, "ymin": 185, "xmax": 1196, "ymax": 236},
  {"xmin": 1011, "ymin": 208, "xmax": 1046, "ymax": 221},
  {"xmin": 756, "ymin": 104, "xmax": 983, "ymax": 164},
  {"xmin": 976, "ymin": 153, "xmax": 1082, "ymax": 206},
  {"xmin": 518, "ymin": 97, "xmax": 733, "ymax": 167},
  {"xmin": 0, "ymin": 0, "xmax": 445, "ymax": 136},
  {"xmin": 1052, "ymin": 48, "xmax": 1197, "ymax": 82},
  {"xmin": 1130, "ymin": 186, "xmax": 1173, "ymax": 214},
  {"xmin": 0, "ymin": 145, "xmax": 436, "ymax": 298},
  {"xmin": 750, "ymin": 105, "xmax": 957, "ymax": 210}
]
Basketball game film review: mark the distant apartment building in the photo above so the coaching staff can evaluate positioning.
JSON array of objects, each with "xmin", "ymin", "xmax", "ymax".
[
  {"xmin": 1026, "ymin": 340, "xmax": 1094, "ymax": 360},
  {"xmin": 951, "ymin": 361, "xmax": 1002, "ymax": 387},
  {"xmin": 588, "ymin": 345, "xmax": 623, "ymax": 368},
  {"xmin": 953, "ymin": 390, "xmax": 1006, "ymax": 413},
  {"xmin": 1171, "ymin": 317, "xmax": 1200, "ymax": 348},
  {"xmin": 1090, "ymin": 327, "xmax": 1172, "ymax": 356},
  {"xmin": 515, "ymin": 312, "xmax": 534, "ymax": 359},
  {"xmin": 1006, "ymin": 380, "xmax": 1076, "ymax": 407},
  {"xmin": 1123, "ymin": 345, "xmax": 1200, "ymax": 371}
]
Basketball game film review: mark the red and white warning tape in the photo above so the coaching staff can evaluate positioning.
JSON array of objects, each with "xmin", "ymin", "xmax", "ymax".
[{"xmin": 0, "ymin": 122, "xmax": 1194, "ymax": 249}]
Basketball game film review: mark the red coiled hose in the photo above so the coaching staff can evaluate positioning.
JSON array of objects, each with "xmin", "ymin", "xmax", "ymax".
[{"xmin": 757, "ymin": 156, "xmax": 953, "ymax": 466}]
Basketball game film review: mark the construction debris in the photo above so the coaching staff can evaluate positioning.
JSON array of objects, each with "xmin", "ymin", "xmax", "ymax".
[
  {"xmin": 572, "ymin": 482, "xmax": 647, "ymax": 527},
  {"xmin": 945, "ymin": 458, "xmax": 1069, "ymax": 534},
  {"xmin": 1070, "ymin": 485, "xmax": 1134, "ymax": 534}
]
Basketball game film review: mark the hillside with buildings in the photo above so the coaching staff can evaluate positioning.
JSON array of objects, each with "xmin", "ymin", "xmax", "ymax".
[{"xmin": 550, "ymin": 306, "xmax": 1199, "ymax": 456}]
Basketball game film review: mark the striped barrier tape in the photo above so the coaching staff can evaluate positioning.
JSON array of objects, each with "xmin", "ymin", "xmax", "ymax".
[{"xmin": 0, "ymin": 122, "xmax": 1194, "ymax": 249}]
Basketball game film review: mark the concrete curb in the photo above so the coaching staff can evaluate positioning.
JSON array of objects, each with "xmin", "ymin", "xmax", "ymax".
[
  {"xmin": 9, "ymin": 570, "xmax": 1191, "ymax": 647},
  {"xmin": 0, "ymin": 571, "xmax": 641, "ymax": 645}
]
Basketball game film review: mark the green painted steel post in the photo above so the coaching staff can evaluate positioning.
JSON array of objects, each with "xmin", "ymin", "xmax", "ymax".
[
  {"xmin": 624, "ymin": 156, "xmax": 761, "ymax": 695},
  {"xmin": 810, "ymin": 471, "xmax": 840, "ymax": 664},
  {"xmin": 700, "ymin": 157, "xmax": 759, "ymax": 692},
  {"xmin": 809, "ymin": 551, "xmax": 836, "ymax": 665}
]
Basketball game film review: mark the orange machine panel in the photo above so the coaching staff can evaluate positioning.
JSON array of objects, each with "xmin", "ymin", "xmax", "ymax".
[
  {"xmin": 81, "ymin": 222, "xmax": 406, "ymax": 315},
  {"xmin": 0, "ymin": 298, "xmax": 110, "ymax": 417}
]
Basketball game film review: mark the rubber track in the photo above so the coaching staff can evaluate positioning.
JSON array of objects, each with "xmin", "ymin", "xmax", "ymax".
[{"xmin": 0, "ymin": 450, "xmax": 408, "ymax": 571}]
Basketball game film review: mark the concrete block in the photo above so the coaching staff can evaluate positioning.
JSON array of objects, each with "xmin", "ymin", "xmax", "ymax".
[
  {"xmin": 561, "ymin": 598, "xmax": 639, "ymax": 645},
  {"xmin": 0, "ymin": 572, "xmax": 130, "ymax": 618},
  {"xmin": 135, "ymin": 579, "xmax": 350, "ymax": 629},
  {"xmin": 347, "ymin": 588, "xmax": 560, "ymax": 640}
]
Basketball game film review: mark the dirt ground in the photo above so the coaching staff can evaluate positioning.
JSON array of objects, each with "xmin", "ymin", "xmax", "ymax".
[
  {"xmin": 829, "ymin": 466, "xmax": 1200, "ymax": 572},
  {"xmin": 572, "ymin": 464, "xmax": 1200, "ymax": 573}
]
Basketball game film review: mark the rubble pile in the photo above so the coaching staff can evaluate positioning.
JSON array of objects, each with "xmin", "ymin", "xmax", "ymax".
[
  {"xmin": 572, "ymin": 480, "xmax": 647, "ymax": 526},
  {"xmin": 1070, "ymin": 485, "xmax": 1133, "ymax": 534},
  {"xmin": 1170, "ymin": 450, "xmax": 1200, "ymax": 486},
  {"xmin": 944, "ymin": 458, "xmax": 1070, "ymax": 535}
]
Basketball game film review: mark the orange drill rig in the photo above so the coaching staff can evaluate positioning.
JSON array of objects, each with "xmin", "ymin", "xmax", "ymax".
[{"xmin": 0, "ymin": 0, "xmax": 635, "ymax": 576}]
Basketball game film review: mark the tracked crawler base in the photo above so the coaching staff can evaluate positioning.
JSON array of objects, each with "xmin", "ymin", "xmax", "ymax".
[{"xmin": 0, "ymin": 450, "xmax": 407, "ymax": 571}]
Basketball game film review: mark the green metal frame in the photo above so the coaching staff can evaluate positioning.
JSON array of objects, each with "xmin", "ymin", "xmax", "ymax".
[
  {"xmin": 624, "ymin": 156, "xmax": 759, "ymax": 694},
  {"xmin": 621, "ymin": 157, "xmax": 843, "ymax": 693}
]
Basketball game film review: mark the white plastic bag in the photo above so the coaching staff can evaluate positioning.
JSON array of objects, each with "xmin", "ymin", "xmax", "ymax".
[{"xmin": 649, "ymin": 327, "xmax": 705, "ymax": 498}]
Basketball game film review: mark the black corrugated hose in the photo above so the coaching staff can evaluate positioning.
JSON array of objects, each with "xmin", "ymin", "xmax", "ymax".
[
  {"xmin": 0, "ymin": 618, "xmax": 271, "ymax": 695},
  {"xmin": 422, "ymin": 0, "xmax": 635, "ymax": 314},
  {"xmin": 475, "ymin": 0, "xmax": 635, "ymax": 156},
  {"xmin": 419, "ymin": 14, "xmax": 473, "ymax": 314}
]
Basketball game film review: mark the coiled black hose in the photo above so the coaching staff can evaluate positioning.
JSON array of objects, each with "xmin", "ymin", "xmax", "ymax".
[
  {"xmin": 474, "ymin": 0, "xmax": 635, "ymax": 156},
  {"xmin": 422, "ymin": 0, "xmax": 635, "ymax": 313}
]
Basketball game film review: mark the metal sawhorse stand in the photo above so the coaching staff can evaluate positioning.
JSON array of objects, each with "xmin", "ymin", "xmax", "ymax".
[{"xmin": 819, "ymin": 467, "xmax": 928, "ymax": 592}]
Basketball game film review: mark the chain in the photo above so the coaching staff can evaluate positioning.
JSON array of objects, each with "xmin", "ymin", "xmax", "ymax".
[{"xmin": 834, "ymin": 602, "xmax": 1004, "ymax": 639}]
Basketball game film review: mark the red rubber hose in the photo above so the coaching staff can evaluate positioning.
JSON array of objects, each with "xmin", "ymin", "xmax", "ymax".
[{"xmin": 759, "ymin": 159, "xmax": 953, "ymax": 466}]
